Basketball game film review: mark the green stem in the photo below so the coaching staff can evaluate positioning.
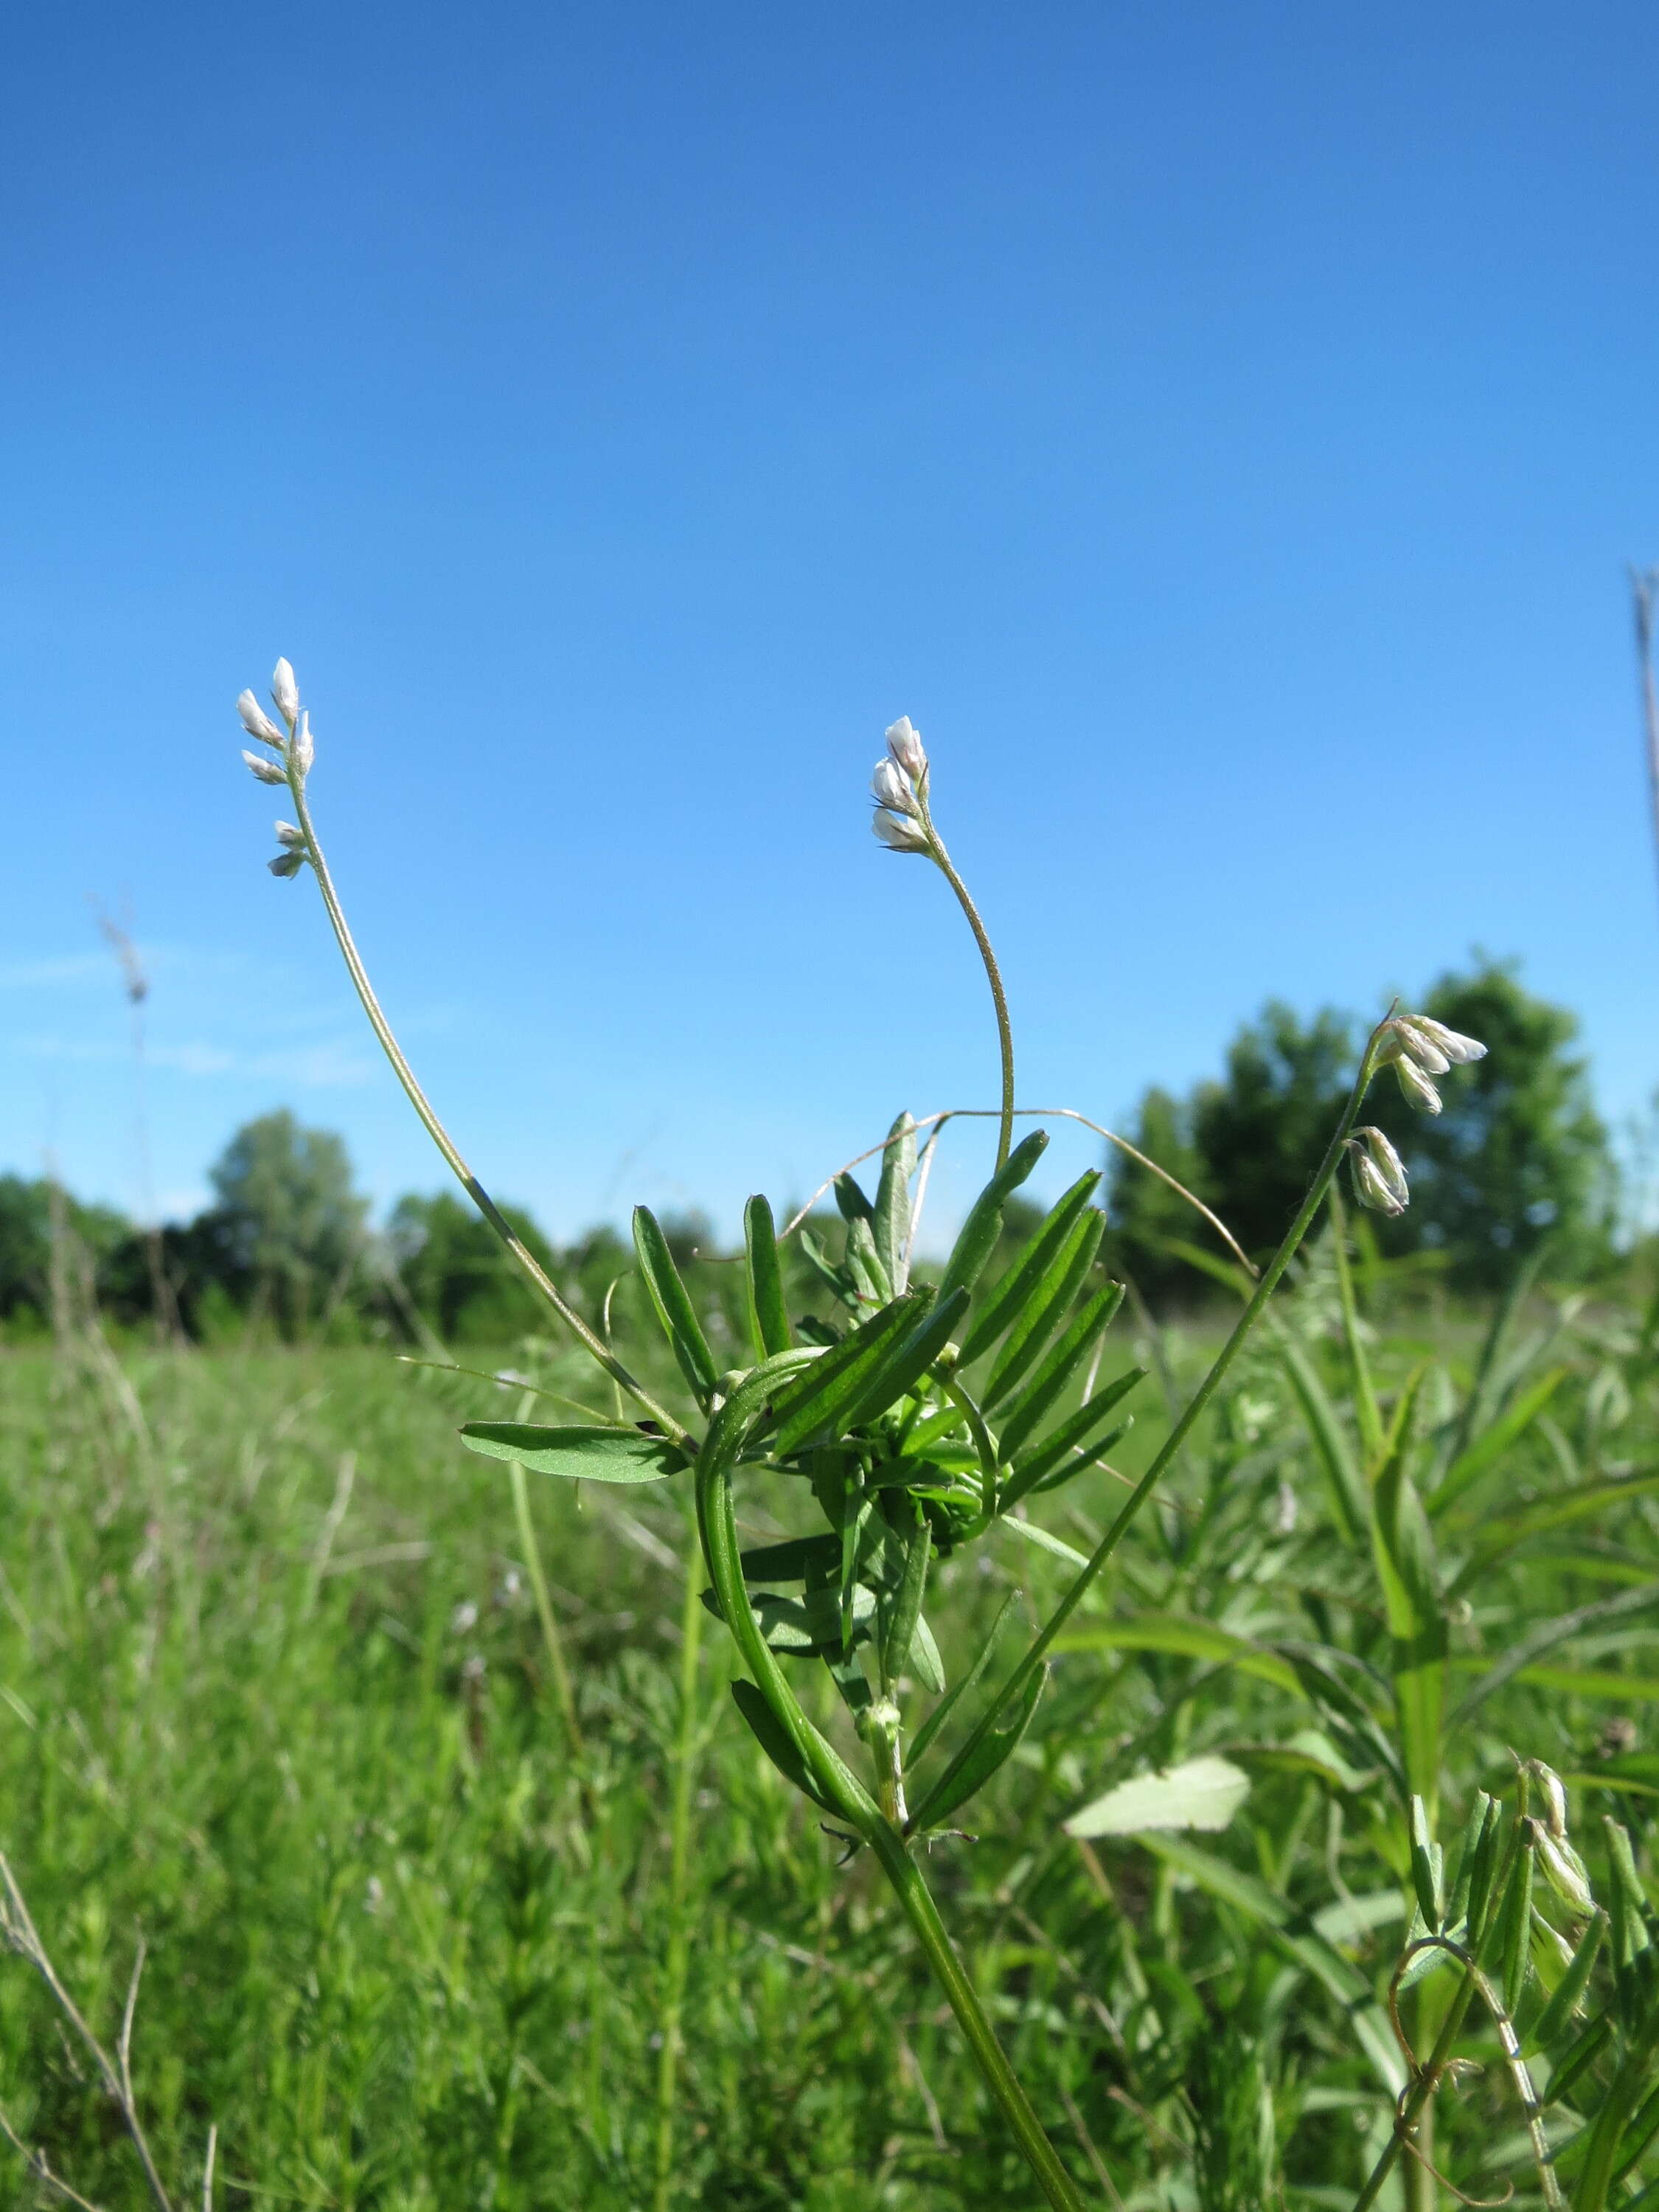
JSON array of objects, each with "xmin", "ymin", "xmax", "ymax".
[
  {"xmin": 931, "ymin": 1032, "xmax": 1387, "ymax": 1787},
  {"xmin": 920, "ymin": 801, "xmax": 1015, "ymax": 1174},
  {"xmin": 285, "ymin": 765, "xmax": 687, "ymax": 1444},
  {"xmin": 694, "ymin": 1373, "xmax": 1089, "ymax": 2211},
  {"xmin": 1330, "ymin": 1185, "xmax": 1383, "ymax": 1461},
  {"xmin": 652, "ymin": 1516, "xmax": 706, "ymax": 2212},
  {"xmin": 509, "ymin": 1455, "xmax": 583, "ymax": 1755}
]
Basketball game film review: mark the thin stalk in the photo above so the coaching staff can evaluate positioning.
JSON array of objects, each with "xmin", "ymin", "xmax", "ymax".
[
  {"xmin": 652, "ymin": 1519, "xmax": 706, "ymax": 2212},
  {"xmin": 508, "ymin": 1459, "xmax": 583, "ymax": 1755},
  {"xmin": 1329, "ymin": 1186, "xmax": 1383, "ymax": 1461},
  {"xmin": 917, "ymin": 796, "xmax": 1015, "ymax": 1173},
  {"xmin": 284, "ymin": 764, "xmax": 687, "ymax": 1445},
  {"xmin": 928, "ymin": 1029, "xmax": 1388, "ymax": 1784}
]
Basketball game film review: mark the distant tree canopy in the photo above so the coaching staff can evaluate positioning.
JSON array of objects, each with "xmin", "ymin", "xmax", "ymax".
[
  {"xmin": 1106, "ymin": 960, "xmax": 1615, "ymax": 1298},
  {"xmin": 0, "ymin": 1175, "xmax": 128, "ymax": 1327}
]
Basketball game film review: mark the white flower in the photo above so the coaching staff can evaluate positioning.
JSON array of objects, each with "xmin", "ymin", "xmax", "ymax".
[
  {"xmin": 1527, "ymin": 1760, "xmax": 1570, "ymax": 1840},
  {"xmin": 237, "ymin": 689, "xmax": 284, "ymax": 747},
  {"xmin": 268, "ymin": 849, "xmax": 305, "ymax": 878},
  {"xmin": 274, "ymin": 821, "xmax": 305, "ymax": 848},
  {"xmin": 1391, "ymin": 1054, "xmax": 1443, "ymax": 1116},
  {"xmin": 885, "ymin": 714, "xmax": 926, "ymax": 780},
  {"xmin": 292, "ymin": 709, "xmax": 314, "ymax": 778},
  {"xmin": 1407, "ymin": 1015, "xmax": 1487, "ymax": 1066},
  {"xmin": 271, "ymin": 657, "xmax": 299, "ymax": 729},
  {"xmin": 871, "ymin": 757, "xmax": 917, "ymax": 815},
  {"xmin": 1349, "ymin": 1126, "xmax": 1408, "ymax": 1214},
  {"xmin": 242, "ymin": 748, "xmax": 286, "ymax": 786},
  {"xmin": 872, "ymin": 807, "xmax": 928, "ymax": 854}
]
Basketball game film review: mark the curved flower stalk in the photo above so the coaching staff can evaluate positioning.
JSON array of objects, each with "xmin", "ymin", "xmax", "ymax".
[
  {"xmin": 870, "ymin": 716, "xmax": 1018, "ymax": 1172},
  {"xmin": 232, "ymin": 661, "xmax": 1489, "ymax": 2210}
]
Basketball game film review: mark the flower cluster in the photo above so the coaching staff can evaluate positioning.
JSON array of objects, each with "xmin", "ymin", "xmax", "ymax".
[
  {"xmin": 1377, "ymin": 1012, "xmax": 1486, "ymax": 1116},
  {"xmin": 870, "ymin": 717, "xmax": 930, "ymax": 854},
  {"xmin": 236, "ymin": 657, "xmax": 315, "ymax": 877},
  {"xmin": 1344, "ymin": 1014, "xmax": 1486, "ymax": 1217}
]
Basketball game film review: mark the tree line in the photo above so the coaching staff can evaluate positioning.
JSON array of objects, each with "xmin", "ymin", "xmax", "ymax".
[{"xmin": 0, "ymin": 959, "xmax": 1625, "ymax": 1344}]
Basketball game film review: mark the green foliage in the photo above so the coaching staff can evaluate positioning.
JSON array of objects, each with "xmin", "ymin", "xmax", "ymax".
[
  {"xmin": 207, "ymin": 1110, "xmax": 368, "ymax": 1331},
  {"xmin": 0, "ymin": 1173, "xmax": 129, "ymax": 1330},
  {"xmin": 388, "ymin": 1189, "xmax": 561, "ymax": 1343}
]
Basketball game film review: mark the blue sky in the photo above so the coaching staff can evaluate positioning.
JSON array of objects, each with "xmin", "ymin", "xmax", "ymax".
[{"xmin": 3, "ymin": 3, "xmax": 1657, "ymax": 1243}]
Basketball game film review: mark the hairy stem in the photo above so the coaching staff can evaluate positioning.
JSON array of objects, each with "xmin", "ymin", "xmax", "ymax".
[{"xmin": 285, "ymin": 768, "xmax": 687, "ymax": 1444}]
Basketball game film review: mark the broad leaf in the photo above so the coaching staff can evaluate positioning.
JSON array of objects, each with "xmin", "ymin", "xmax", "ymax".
[
  {"xmin": 459, "ymin": 1422, "xmax": 681, "ymax": 1484},
  {"xmin": 1065, "ymin": 1754, "xmax": 1251, "ymax": 1838}
]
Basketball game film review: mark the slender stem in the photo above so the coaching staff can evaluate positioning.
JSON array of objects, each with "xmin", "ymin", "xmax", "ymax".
[
  {"xmin": 919, "ymin": 798, "xmax": 1015, "ymax": 1172},
  {"xmin": 866, "ymin": 1824, "xmax": 1090, "ymax": 2212},
  {"xmin": 284, "ymin": 763, "xmax": 687, "ymax": 1444},
  {"xmin": 695, "ymin": 1373, "xmax": 1091, "ymax": 2210},
  {"xmin": 509, "ymin": 1456, "xmax": 583, "ymax": 1754},
  {"xmin": 652, "ymin": 1516, "xmax": 706, "ymax": 2212},
  {"xmin": 1329, "ymin": 1185, "xmax": 1383, "ymax": 1461},
  {"xmin": 927, "ymin": 1032, "xmax": 1387, "ymax": 1792}
]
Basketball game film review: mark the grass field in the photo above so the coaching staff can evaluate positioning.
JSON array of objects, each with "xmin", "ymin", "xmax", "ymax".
[{"xmin": 1, "ymin": 1241, "xmax": 1657, "ymax": 2209}]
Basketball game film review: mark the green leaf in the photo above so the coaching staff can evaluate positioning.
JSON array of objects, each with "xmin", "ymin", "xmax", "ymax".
[
  {"xmin": 996, "ymin": 1284, "xmax": 1126, "ymax": 1463},
  {"xmin": 1528, "ymin": 1909, "xmax": 1606, "ymax": 2056},
  {"xmin": 1053, "ymin": 1613, "xmax": 1303, "ymax": 1696},
  {"xmin": 729, "ymin": 1680, "xmax": 838, "ymax": 1814},
  {"xmin": 743, "ymin": 1194, "xmax": 794, "ymax": 1360},
  {"xmin": 957, "ymin": 1168, "xmax": 1103, "ymax": 1367},
  {"xmin": 880, "ymin": 1498, "xmax": 931, "ymax": 1687},
  {"xmin": 837, "ymin": 1287, "xmax": 970, "ymax": 1436},
  {"xmin": 1450, "ymin": 1584, "xmax": 1659, "ymax": 1726},
  {"xmin": 739, "ymin": 1533, "xmax": 841, "ymax": 1583},
  {"xmin": 908, "ymin": 1660, "xmax": 1046, "ymax": 1834},
  {"xmin": 768, "ymin": 1293, "xmax": 930, "ymax": 1455},
  {"xmin": 1366, "ymin": 1369, "xmax": 1444, "ymax": 1807},
  {"xmin": 1279, "ymin": 1336, "xmax": 1368, "ymax": 1547},
  {"xmin": 458, "ymin": 1422, "xmax": 682, "ymax": 1484},
  {"xmin": 1130, "ymin": 1834, "xmax": 1407, "ymax": 2098},
  {"xmin": 798, "ymin": 1226, "xmax": 857, "ymax": 1307},
  {"xmin": 632, "ymin": 1206, "xmax": 719, "ymax": 1407},
  {"xmin": 981, "ymin": 1211, "xmax": 1107, "ymax": 1408},
  {"xmin": 936, "ymin": 1130, "xmax": 1049, "ymax": 1305},
  {"xmin": 908, "ymin": 1587, "xmax": 1020, "ymax": 1764},
  {"xmin": 706, "ymin": 1582, "xmax": 877, "ymax": 1656},
  {"xmin": 1065, "ymin": 1755, "xmax": 1251, "ymax": 1839},
  {"xmin": 1427, "ymin": 1365, "xmax": 1568, "ymax": 1514},
  {"xmin": 872, "ymin": 1113, "xmax": 917, "ymax": 1298},
  {"xmin": 908, "ymin": 1610, "xmax": 946, "ymax": 1695},
  {"xmin": 999, "ymin": 1362, "xmax": 1144, "ymax": 1511}
]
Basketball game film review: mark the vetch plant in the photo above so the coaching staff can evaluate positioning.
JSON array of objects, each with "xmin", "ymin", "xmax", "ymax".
[{"xmin": 235, "ymin": 662, "xmax": 1503, "ymax": 2209}]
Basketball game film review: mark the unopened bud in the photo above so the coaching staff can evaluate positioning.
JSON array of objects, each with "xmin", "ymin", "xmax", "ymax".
[
  {"xmin": 1349, "ymin": 1127, "xmax": 1408, "ymax": 1215},
  {"xmin": 872, "ymin": 807, "xmax": 928, "ymax": 854},
  {"xmin": 242, "ymin": 748, "xmax": 286, "ymax": 786},
  {"xmin": 1385, "ymin": 1018, "xmax": 1451, "ymax": 1075},
  {"xmin": 271, "ymin": 657, "xmax": 299, "ymax": 729},
  {"xmin": 268, "ymin": 849, "xmax": 305, "ymax": 878},
  {"xmin": 1392, "ymin": 1054, "xmax": 1443, "ymax": 1116},
  {"xmin": 237, "ymin": 689, "xmax": 284, "ymax": 747},
  {"xmin": 1526, "ymin": 1760, "xmax": 1570, "ymax": 1840},
  {"xmin": 292, "ymin": 709, "xmax": 314, "ymax": 777},
  {"xmin": 1408, "ymin": 1015, "xmax": 1487, "ymax": 1067},
  {"xmin": 871, "ymin": 757, "xmax": 916, "ymax": 814},
  {"xmin": 274, "ymin": 821, "xmax": 305, "ymax": 848},
  {"xmin": 1534, "ymin": 1825, "xmax": 1594, "ymax": 1916},
  {"xmin": 885, "ymin": 714, "xmax": 926, "ymax": 780}
]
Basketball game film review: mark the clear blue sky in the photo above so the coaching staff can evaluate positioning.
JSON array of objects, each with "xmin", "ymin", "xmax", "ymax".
[{"xmin": 4, "ymin": 2, "xmax": 1657, "ymax": 1242}]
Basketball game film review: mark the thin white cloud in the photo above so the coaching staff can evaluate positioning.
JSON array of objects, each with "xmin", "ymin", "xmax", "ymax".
[{"xmin": 13, "ymin": 1035, "xmax": 375, "ymax": 1088}]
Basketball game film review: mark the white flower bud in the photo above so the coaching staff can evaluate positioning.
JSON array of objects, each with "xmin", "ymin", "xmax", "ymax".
[
  {"xmin": 871, "ymin": 757, "xmax": 917, "ymax": 814},
  {"xmin": 1526, "ymin": 1760, "xmax": 1570, "ymax": 1840},
  {"xmin": 242, "ymin": 748, "xmax": 286, "ymax": 786},
  {"xmin": 271, "ymin": 657, "xmax": 299, "ymax": 729},
  {"xmin": 885, "ymin": 715, "xmax": 926, "ymax": 779},
  {"xmin": 274, "ymin": 821, "xmax": 305, "ymax": 848},
  {"xmin": 1385, "ymin": 1018, "xmax": 1450, "ymax": 1075},
  {"xmin": 872, "ymin": 807, "xmax": 928, "ymax": 853},
  {"xmin": 237, "ymin": 689, "xmax": 285, "ymax": 747},
  {"xmin": 1392, "ymin": 1054, "xmax": 1443, "ymax": 1116},
  {"xmin": 1408, "ymin": 1015, "xmax": 1487, "ymax": 1066},
  {"xmin": 292, "ymin": 710, "xmax": 315, "ymax": 777},
  {"xmin": 1349, "ymin": 1127, "xmax": 1408, "ymax": 1214},
  {"xmin": 1534, "ymin": 1826, "xmax": 1594, "ymax": 1917},
  {"xmin": 268, "ymin": 849, "xmax": 305, "ymax": 878}
]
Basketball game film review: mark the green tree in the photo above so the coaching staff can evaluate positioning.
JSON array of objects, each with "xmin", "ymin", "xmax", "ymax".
[
  {"xmin": 0, "ymin": 1175, "xmax": 129, "ymax": 1330},
  {"xmin": 208, "ymin": 1111, "xmax": 367, "ymax": 1332},
  {"xmin": 387, "ymin": 1189, "xmax": 560, "ymax": 1343}
]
